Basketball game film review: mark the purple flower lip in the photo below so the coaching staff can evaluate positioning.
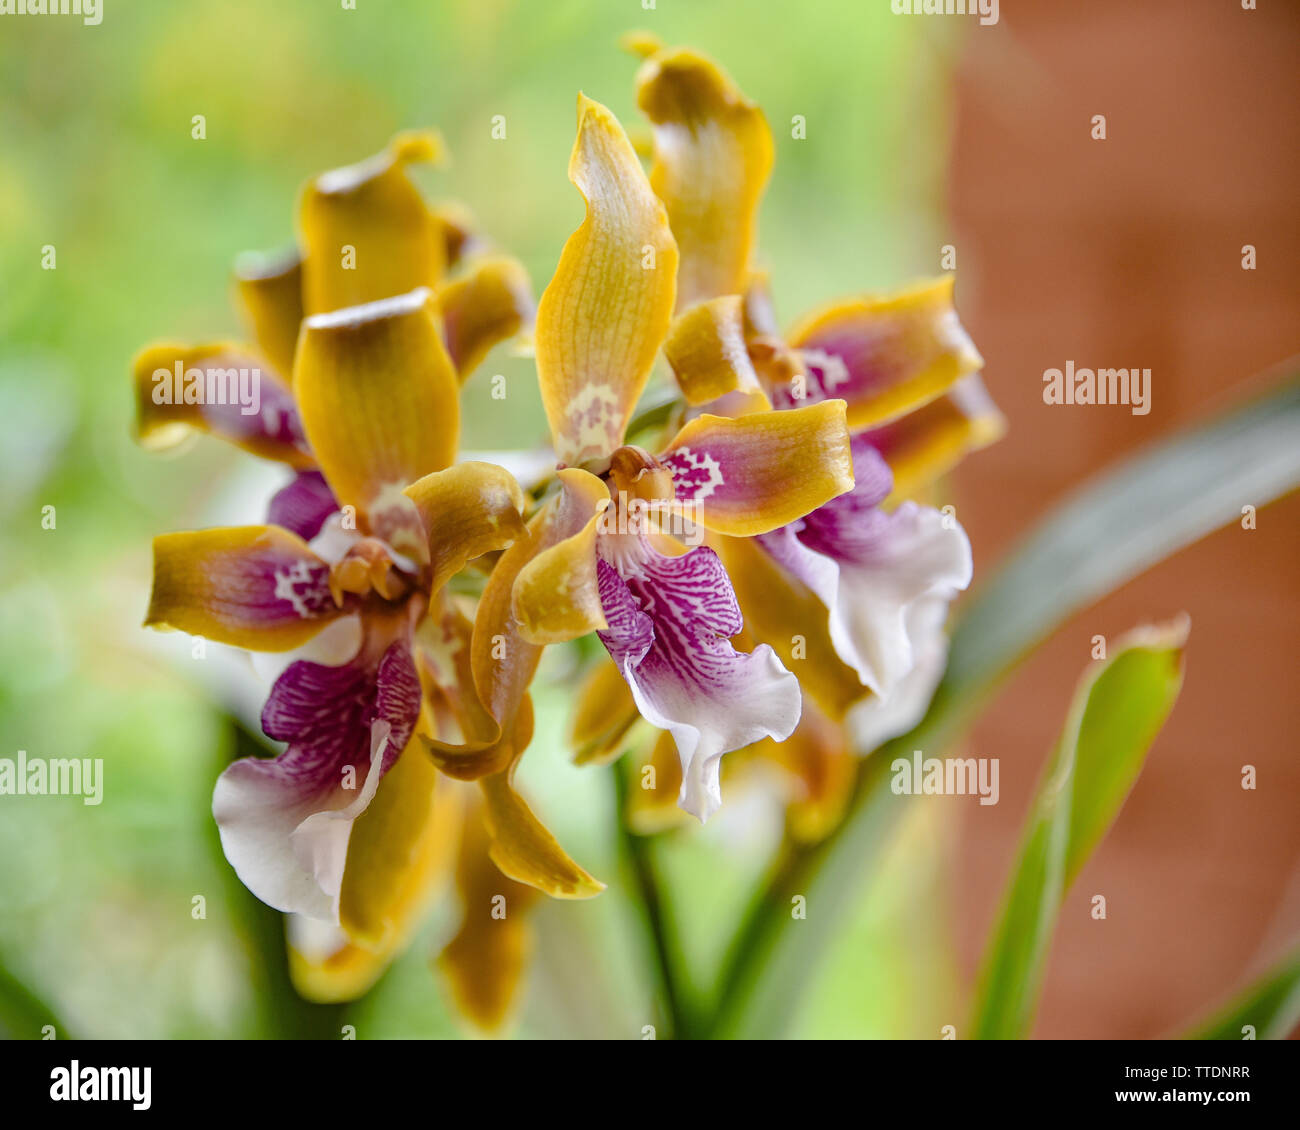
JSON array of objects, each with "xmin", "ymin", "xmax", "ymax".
[
  {"xmin": 595, "ymin": 532, "xmax": 800, "ymax": 821},
  {"xmin": 214, "ymin": 613, "xmax": 423, "ymax": 921}
]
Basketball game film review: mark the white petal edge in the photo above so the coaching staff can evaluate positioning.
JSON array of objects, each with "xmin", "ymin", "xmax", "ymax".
[
  {"xmin": 212, "ymin": 718, "xmax": 391, "ymax": 922},
  {"xmin": 618, "ymin": 644, "xmax": 801, "ymax": 823},
  {"xmin": 773, "ymin": 503, "xmax": 971, "ymax": 699},
  {"xmin": 846, "ymin": 596, "xmax": 951, "ymax": 754}
]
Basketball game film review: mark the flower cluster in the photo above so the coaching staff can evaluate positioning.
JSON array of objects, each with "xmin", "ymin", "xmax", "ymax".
[{"xmin": 136, "ymin": 40, "xmax": 1000, "ymax": 1028}]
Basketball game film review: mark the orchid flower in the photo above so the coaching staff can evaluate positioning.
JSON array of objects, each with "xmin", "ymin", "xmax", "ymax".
[
  {"xmin": 458, "ymin": 94, "xmax": 856, "ymax": 826},
  {"xmin": 629, "ymin": 40, "xmax": 1005, "ymax": 742},
  {"xmin": 133, "ymin": 129, "xmax": 534, "ymax": 547},
  {"xmin": 143, "ymin": 285, "xmax": 529, "ymax": 968},
  {"xmin": 133, "ymin": 134, "xmax": 561, "ymax": 1021}
]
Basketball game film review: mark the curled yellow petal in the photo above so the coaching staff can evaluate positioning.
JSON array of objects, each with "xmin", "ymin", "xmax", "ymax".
[
  {"xmin": 755, "ymin": 705, "xmax": 857, "ymax": 844},
  {"xmin": 421, "ymin": 470, "xmax": 605, "ymax": 779},
  {"xmin": 659, "ymin": 401, "xmax": 853, "ymax": 537},
  {"xmin": 290, "ymin": 753, "xmax": 460, "ymax": 1004},
  {"xmin": 471, "ymin": 468, "xmax": 609, "ymax": 726},
  {"xmin": 414, "ymin": 603, "xmax": 500, "ymax": 754},
  {"xmin": 664, "ymin": 295, "xmax": 770, "ymax": 410},
  {"xmin": 874, "ymin": 375, "xmax": 1006, "ymax": 504},
  {"xmin": 145, "ymin": 526, "xmax": 343, "ymax": 652},
  {"xmin": 404, "ymin": 461, "xmax": 526, "ymax": 595},
  {"xmin": 636, "ymin": 46, "xmax": 773, "ymax": 309},
  {"xmin": 294, "ymin": 288, "xmax": 459, "ymax": 553},
  {"xmin": 433, "ymin": 255, "xmax": 535, "ymax": 381},
  {"xmin": 626, "ymin": 729, "xmax": 691, "ymax": 835},
  {"xmin": 233, "ymin": 248, "xmax": 304, "ymax": 379},
  {"xmin": 510, "ymin": 472, "xmax": 611, "ymax": 645},
  {"xmin": 438, "ymin": 795, "xmax": 539, "ymax": 1032},
  {"xmin": 786, "ymin": 275, "xmax": 985, "ymax": 430},
  {"xmin": 717, "ymin": 533, "xmax": 865, "ymax": 721},
  {"xmin": 571, "ymin": 654, "xmax": 640, "ymax": 767},
  {"xmin": 337, "ymin": 737, "xmax": 459, "ymax": 951},
  {"xmin": 300, "ymin": 129, "xmax": 446, "ymax": 315},
  {"xmin": 132, "ymin": 343, "xmax": 312, "ymax": 467},
  {"xmin": 431, "ymin": 200, "xmax": 478, "ymax": 270},
  {"xmin": 288, "ymin": 933, "xmax": 393, "ymax": 1005},
  {"xmin": 620, "ymin": 29, "xmax": 664, "ymax": 60},
  {"xmin": 479, "ymin": 770, "xmax": 604, "ymax": 899},
  {"xmin": 535, "ymin": 94, "xmax": 678, "ymax": 465}
]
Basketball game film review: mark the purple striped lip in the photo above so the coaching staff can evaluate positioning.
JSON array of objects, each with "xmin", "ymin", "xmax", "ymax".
[{"xmin": 595, "ymin": 532, "xmax": 800, "ymax": 821}]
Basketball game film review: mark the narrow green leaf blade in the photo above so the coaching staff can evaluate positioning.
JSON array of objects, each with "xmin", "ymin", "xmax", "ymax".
[
  {"xmin": 969, "ymin": 621, "xmax": 1188, "ymax": 1039},
  {"xmin": 1183, "ymin": 947, "xmax": 1300, "ymax": 1041}
]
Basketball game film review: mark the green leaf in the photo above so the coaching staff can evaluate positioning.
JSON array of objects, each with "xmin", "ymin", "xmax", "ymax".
[
  {"xmin": 968, "ymin": 621, "xmax": 1188, "ymax": 1039},
  {"xmin": 0, "ymin": 956, "xmax": 69, "ymax": 1039},
  {"xmin": 708, "ymin": 368, "xmax": 1300, "ymax": 1039},
  {"xmin": 1182, "ymin": 947, "xmax": 1300, "ymax": 1040}
]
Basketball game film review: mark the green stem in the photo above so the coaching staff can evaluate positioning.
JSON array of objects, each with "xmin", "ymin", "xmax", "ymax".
[
  {"xmin": 705, "ymin": 752, "xmax": 901, "ymax": 1038},
  {"xmin": 611, "ymin": 758, "xmax": 696, "ymax": 1039}
]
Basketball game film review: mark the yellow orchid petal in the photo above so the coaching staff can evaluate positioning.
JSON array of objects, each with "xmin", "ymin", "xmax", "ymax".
[
  {"xmin": 439, "ymin": 796, "xmax": 540, "ymax": 1032},
  {"xmin": 742, "ymin": 270, "xmax": 780, "ymax": 337},
  {"xmin": 664, "ymin": 295, "xmax": 770, "ymax": 410},
  {"xmin": 755, "ymin": 705, "xmax": 857, "ymax": 844},
  {"xmin": 233, "ymin": 248, "xmax": 304, "ymax": 379},
  {"xmin": 290, "ymin": 740, "xmax": 462, "ymax": 1004},
  {"xmin": 873, "ymin": 375, "xmax": 1006, "ymax": 504},
  {"xmin": 471, "ymin": 468, "xmax": 609, "ymax": 726},
  {"xmin": 132, "ymin": 343, "xmax": 312, "ymax": 467},
  {"xmin": 288, "ymin": 933, "xmax": 392, "ymax": 1005},
  {"xmin": 413, "ymin": 602, "xmax": 499, "ymax": 752},
  {"xmin": 337, "ymin": 736, "xmax": 459, "ymax": 950},
  {"xmin": 433, "ymin": 256, "xmax": 535, "ymax": 381},
  {"xmin": 716, "ymin": 533, "xmax": 865, "ymax": 721},
  {"xmin": 431, "ymin": 201, "xmax": 478, "ymax": 270},
  {"xmin": 479, "ymin": 770, "xmax": 604, "ymax": 899},
  {"xmin": 294, "ymin": 288, "xmax": 459, "ymax": 556},
  {"xmin": 145, "ymin": 526, "xmax": 343, "ymax": 652},
  {"xmin": 419, "ymin": 599, "xmax": 534, "ymax": 782},
  {"xmin": 636, "ymin": 47, "xmax": 773, "ymax": 309},
  {"xmin": 510, "ymin": 472, "xmax": 611, "ymax": 646},
  {"xmin": 620, "ymin": 29, "xmax": 664, "ymax": 60},
  {"xmin": 404, "ymin": 462, "xmax": 526, "ymax": 595},
  {"xmin": 626, "ymin": 729, "xmax": 691, "ymax": 835},
  {"xmin": 658, "ymin": 401, "xmax": 853, "ymax": 537},
  {"xmin": 786, "ymin": 275, "xmax": 984, "ymax": 430},
  {"xmin": 300, "ymin": 130, "xmax": 446, "ymax": 315},
  {"xmin": 535, "ymin": 94, "xmax": 678, "ymax": 465},
  {"xmin": 571, "ymin": 654, "xmax": 640, "ymax": 766},
  {"xmin": 419, "ymin": 470, "xmax": 605, "ymax": 779}
]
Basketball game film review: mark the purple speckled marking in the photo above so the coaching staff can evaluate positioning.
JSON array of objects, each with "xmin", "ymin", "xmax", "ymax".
[
  {"xmin": 257, "ymin": 640, "xmax": 421, "ymax": 796},
  {"xmin": 596, "ymin": 547, "xmax": 750, "ymax": 706}
]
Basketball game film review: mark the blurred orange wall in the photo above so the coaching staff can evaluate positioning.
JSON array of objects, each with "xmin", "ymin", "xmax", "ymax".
[{"xmin": 946, "ymin": 0, "xmax": 1300, "ymax": 1037}]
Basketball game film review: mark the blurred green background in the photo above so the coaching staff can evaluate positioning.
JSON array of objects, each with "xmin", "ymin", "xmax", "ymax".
[{"xmin": 0, "ymin": 0, "xmax": 962, "ymax": 1038}]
